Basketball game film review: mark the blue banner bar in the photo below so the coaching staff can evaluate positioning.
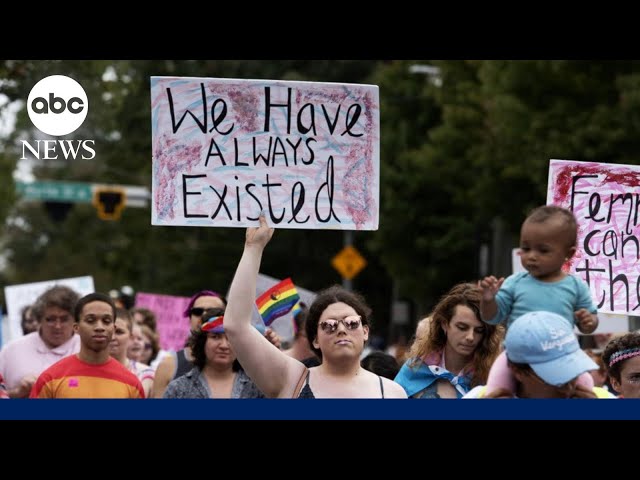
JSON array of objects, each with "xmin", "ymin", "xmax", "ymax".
[{"xmin": 1, "ymin": 399, "xmax": 638, "ymax": 420}]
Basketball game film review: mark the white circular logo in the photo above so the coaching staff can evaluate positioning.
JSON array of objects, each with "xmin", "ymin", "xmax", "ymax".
[{"xmin": 27, "ymin": 75, "xmax": 88, "ymax": 136}]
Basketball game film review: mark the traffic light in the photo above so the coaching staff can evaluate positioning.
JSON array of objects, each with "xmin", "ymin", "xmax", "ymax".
[
  {"xmin": 93, "ymin": 188, "xmax": 126, "ymax": 220},
  {"xmin": 44, "ymin": 201, "xmax": 73, "ymax": 222}
]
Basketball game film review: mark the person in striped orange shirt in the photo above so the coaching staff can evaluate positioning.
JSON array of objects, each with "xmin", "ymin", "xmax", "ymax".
[{"xmin": 30, "ymin": 293, "xmax": 144, "ymax": 399}]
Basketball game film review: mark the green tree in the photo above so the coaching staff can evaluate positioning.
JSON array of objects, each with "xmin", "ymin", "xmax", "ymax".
[
  {"xmin": 371, "ymin": 60, "xmax": 640, "ymax": 319},
  {"xmin": 371, "ymin": 60, "xmax": 486, "ymax": 313},
  {"xmin": 1, "ymin": 60, "xmax": 389, "ymax": 321}
]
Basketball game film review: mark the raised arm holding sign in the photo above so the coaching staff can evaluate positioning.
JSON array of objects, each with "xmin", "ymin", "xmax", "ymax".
[{"xmin": 223, "ymin": 215, "xmax": 407, "ymax": 398}]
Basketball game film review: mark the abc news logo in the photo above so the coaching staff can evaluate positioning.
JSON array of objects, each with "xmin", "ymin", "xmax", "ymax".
[
  {"xmin": 22, "ymin": 75, "xmax": 95, "ymax": 160},
  {"xmin": 31, "ymin": 93, "xmax": 85, "ymax": 114}
]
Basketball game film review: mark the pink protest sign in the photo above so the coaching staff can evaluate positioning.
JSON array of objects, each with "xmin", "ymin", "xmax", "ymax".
[
  {"xmin": 150, "ymin": 76, "xmax": 380, "ymax": 230},
  {"xmin": 548, "ymin": 159, "xmax": 640, "ymax": 314},
  {"xmin": 134, "ymin": 292, "xmax": 191, "ymax": 351}
]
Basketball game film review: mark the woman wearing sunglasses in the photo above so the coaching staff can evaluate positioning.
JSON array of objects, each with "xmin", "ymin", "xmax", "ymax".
[
  {"xmin": 224, "ymin": 215, "xmax": 407, "ymax": 398},
  {"xmin": 152, "ymin": 290, "xmax": 226, "ymax": 398},
  {"xmin": 394, "ymin": 283, "xmax": 503, "ymax": 398}
]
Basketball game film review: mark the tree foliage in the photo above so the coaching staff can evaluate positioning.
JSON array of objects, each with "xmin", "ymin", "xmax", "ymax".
[
  {"xmin": 371, "ymin": 60, "xmax": 640, "ymax": 315},
  {"xmin": 0, "ymin": 60, "xmax": 386, "ymax": 319},
  {"xmin": 4, "ymin": 60, "xmax": 640, "ymax": 335}
]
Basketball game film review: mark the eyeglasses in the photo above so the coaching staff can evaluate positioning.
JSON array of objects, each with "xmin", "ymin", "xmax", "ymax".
[
  {"xmin": 319, "ymin": 315, "xmax": 362, "ymax": 334},
  {"xmin": 189, "ymin": 307, "xmax": 205, "ymax": 317},
  {"xmin": 44, "ymin": 314, "xmax": 72, "ymax": 325}
]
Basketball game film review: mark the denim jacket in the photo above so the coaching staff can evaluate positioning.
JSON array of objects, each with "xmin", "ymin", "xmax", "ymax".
[{"xmin": 163, "ymin": 367, "xmax": 264, "ymax": 398}]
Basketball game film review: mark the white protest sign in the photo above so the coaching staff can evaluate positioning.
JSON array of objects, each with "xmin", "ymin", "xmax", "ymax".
[
  {"xmin": 4, "ymin": 276, "xmax": 94, "ymax": 343},
  {"xmin": 150, "ymin": 76, "xmax": 380, "ymax": 230},
  {"xmin": 511, "ymin": 248, "xmax": 526, "ymax": 274},
  {"xmin": 548, "ymin": 159, "xmax": 640, "ymax": 315},
  {"xmin": 587, "ymin": 312, "xmax": 629, "ymax": 334}
]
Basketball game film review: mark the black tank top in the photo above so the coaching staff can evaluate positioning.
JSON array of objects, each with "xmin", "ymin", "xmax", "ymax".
[
  {"xmin": 174, "ymin": 349, "xmax": 191, "ymax": 380},
  {"xmin": 297, "ymin": 370, "xmax": 385, "ymax": 398}
]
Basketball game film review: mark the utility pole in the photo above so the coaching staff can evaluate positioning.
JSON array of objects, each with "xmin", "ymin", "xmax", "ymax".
[{"xmin": 343, "ymin": 231, "xmax": 353, "ymax": 291}]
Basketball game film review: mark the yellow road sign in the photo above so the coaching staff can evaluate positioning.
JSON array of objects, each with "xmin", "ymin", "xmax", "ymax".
[
  {"xmin": 332, "ymin": 245, "xmax": 367, "ymax": 280},
  {"xmin": 93, "ymin": 188, "xmax": 126, "ymax": 220}
]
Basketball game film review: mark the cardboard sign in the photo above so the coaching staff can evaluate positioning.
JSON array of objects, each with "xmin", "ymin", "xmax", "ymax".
[
  {"xmin": 548, "ymin": 159, "xmax": 640, "ymax": 315},
  {"xmin": 151, "ymin": 76, "xmax": 380, "ymax": 230},
  {"xmin": 4, "ymin": 276, "xmax": 94, "ymax": 344}
]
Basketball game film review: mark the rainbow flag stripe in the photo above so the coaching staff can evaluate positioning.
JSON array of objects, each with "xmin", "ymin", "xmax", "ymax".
[
  {"xmin": 291, "ymin": 301, "xmax": 303, "ymax": 318},
  {"xmin": 256, "ymin": 278, "xmax": 300, "ymax": 326},
  {"xmin": 291, "ymin": 301, "xmax": 303, "ymax": 332},
  {"xmin": 201, "ymin": 315, "xmax": 224, "ymax": 333}
]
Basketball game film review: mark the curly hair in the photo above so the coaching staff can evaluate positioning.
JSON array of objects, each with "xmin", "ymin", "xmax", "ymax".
[
  {"xmin": 525, "ymin": 205, "xmax": 578, "ymax": 248},
  {"xmin": 33, "ymin": 285, "xmax": 81, "ymax": 321},
  {"xmin": 602, "ymin": 332, "xmax": 640, "ymax": 383},
  {"xmin": 406, "ymin": 282, "xmax": 504, "ymax": 387}
]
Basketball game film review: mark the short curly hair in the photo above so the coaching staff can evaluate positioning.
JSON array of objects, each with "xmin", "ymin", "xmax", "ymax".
[
  {"xmin": 602, "ymin": 332, "xmax": 640, "ymax": 382},
  {"xmin": 32, "ymin": 285, "xmax": 80, "ymax": 321},
  {"xmin": 525, "ymin": 205, "xmax": 578, "ymax": 248}
]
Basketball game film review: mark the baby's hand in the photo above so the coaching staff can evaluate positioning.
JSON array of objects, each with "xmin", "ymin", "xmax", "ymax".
[
  {"xmin": 479, "ymin": 276, "xmax": 504, "ymax": 302},
  {"xmin": 575, "ymin": 309, "xmax": 598, "ymax": 334}
]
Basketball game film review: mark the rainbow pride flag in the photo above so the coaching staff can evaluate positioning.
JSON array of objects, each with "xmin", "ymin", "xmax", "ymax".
[{"xmin": 256, "ymin": 278, "xmax": 300, "ymax": 326}]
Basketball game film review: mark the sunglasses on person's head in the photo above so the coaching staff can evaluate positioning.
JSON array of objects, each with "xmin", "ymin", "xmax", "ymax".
[
  {"xmin": 319, "ymin": 315, "xmax": 362, "ymax": 334},
  {"xmin": 189, "ymin": 307, "xmax": 206, "ymax": 317}
]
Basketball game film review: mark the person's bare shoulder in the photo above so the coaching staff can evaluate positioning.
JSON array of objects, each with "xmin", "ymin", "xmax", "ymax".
[
  {"xmin": 382, "ymin": 378, "xmax": 408, "ymax": 398},
  {"xmin": 152, "ymin": 354, "xmax": 176, "ymax": 398}
]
